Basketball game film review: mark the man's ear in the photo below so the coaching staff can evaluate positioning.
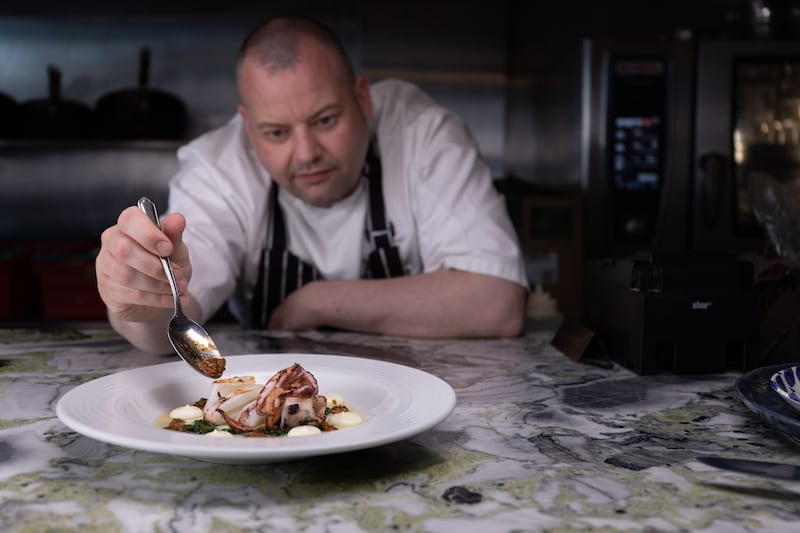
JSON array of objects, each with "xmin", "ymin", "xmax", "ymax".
[
  {"xmin": 238, "ymin": 104, "xmax": 255, "ymax": 145},
  {"xmin": 354, "ymin": 74, "xmax": 372, "ymax": 122}
]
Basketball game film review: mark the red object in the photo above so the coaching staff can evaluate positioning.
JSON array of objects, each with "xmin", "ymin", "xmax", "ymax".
[
  {"xmin": 30, "ymin": 240, "xmax": 106, "ymax": 321},
  {"xmin": 0, "ymin": 244, "xmax": 40, "ymax": 320}
]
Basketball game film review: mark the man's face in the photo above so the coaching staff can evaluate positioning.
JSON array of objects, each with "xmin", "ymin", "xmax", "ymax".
[{"xmin": 237, "ymin": 42, "xmax": 372, "ymax": 208}]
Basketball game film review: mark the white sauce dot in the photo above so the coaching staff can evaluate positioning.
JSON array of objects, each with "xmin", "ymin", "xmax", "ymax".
[
  {"xmin": 169, "ymin": 404, "xmax": 203, "ymax": 421},
  {"xmin": 287, "ymin": 425, "xmax": 322, "ymax": 437},
  {"xmin": 205, "ymin": 429, "xmax": 234, "ymax": 438},
  {"xmin": 327, "ymin": 411, "xmax": 363, "ymax": 429},
  {"xmin": 324, "ymin": 392, "xmax": 345, "ymax": 408}
]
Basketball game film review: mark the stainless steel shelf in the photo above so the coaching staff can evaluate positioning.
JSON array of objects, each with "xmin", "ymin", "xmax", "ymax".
[{"xmin": 0, "ymin": 139, "xmax": 184, "ymax": 151}]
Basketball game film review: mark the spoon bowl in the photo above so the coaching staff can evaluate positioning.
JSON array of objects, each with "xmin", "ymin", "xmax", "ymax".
[{"xmin": 137, "ymin": 196, "xmax": 226, "ymax": 379}]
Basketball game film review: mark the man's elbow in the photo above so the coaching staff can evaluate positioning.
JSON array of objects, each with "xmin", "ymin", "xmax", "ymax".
[
  {"xmin": 483, "ymin": 283, "xmax": 527, "ymax": 338},
  {"xmin": 492, "ymin": 304, "xmax": 526, "ymax": 338}
]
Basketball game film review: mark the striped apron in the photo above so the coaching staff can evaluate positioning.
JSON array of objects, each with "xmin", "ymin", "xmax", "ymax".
[{"xmin": 249, "ymin": 144, "xmax": 405, "ymax": 328}]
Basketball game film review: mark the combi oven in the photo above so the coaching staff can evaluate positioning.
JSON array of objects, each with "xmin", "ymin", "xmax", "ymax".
[{"xmin": 582, "ymin": 37, "xmax": 800, "ymax": 259}]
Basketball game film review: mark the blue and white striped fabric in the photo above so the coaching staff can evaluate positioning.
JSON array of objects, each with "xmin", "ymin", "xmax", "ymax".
[{"xmin": 770, "ymin": 365, "xmax": 800, "ymax": 414}]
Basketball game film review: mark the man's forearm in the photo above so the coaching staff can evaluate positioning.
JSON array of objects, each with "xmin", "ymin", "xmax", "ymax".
[
  {"xmin": 107, "ymin": 293, "xmax": 206, "ymax": 354},
  {"xmin": 273, "ymin": 269, "xmax": 527, "ymax": 338},
  {"xmin": 108, "ymin": 309, "xmax": 174, "ymax": 354}
]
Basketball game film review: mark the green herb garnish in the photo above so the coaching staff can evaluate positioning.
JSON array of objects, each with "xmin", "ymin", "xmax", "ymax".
[{"xmin": 182, "ymin": 419, "xmax": 222, "ymax": 435}]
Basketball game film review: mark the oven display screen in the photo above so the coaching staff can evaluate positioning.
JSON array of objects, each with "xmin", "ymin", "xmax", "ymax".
[
  {"xmin": 612, "ymin": 115, "xmax": 661, "ymax": 190},
  {"xmin": 605, "ymin": 56, "xmax": 667, "ymax": 243},
  {"xmin": 608, "ymin": 59, "xmax": 666, "ymax": 192}
]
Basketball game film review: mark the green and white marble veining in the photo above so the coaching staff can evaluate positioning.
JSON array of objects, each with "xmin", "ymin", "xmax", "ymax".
[{"xmin": 0, "ymin": 325, "xmax": 799, "ymax": 532}]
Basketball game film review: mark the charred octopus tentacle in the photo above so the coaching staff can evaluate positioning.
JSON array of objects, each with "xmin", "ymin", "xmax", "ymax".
[{"xmin": 202, "ymin": 363, "xmax": 327, "ymax": 433}]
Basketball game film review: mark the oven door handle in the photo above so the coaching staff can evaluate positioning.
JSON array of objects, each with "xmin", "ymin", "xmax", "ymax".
[{"xmin": 698, "ymin": 152, "xmax": 726, "ymax": 229}]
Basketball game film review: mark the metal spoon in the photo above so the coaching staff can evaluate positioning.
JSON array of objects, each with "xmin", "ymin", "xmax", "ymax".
[{"xmin": 137, "ymin": 196, "xmax": 226, "ymax": 379}]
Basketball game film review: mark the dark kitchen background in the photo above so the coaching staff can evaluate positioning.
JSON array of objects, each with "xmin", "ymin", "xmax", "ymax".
[{"xmin": 1, "ymin": 0, "xmax": 796, "ymax": 324}]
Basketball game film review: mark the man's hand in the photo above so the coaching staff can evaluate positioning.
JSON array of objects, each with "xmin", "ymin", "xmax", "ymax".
[
  {"xmin": 96, "ymin": 205, "xmax": 192, "ymax": 321},
  {"xmin": 95, "ymin": 205, "xmax": 202, "ymax": 353}
]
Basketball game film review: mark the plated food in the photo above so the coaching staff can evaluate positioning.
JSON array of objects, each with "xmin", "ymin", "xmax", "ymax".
[
  {"xmin": 163, "ymin": 363, "xmax": 363, "ymax": 437},
  {"xmin": 56, "ymin": 353, "xmax": 457, "ymax": 464}
]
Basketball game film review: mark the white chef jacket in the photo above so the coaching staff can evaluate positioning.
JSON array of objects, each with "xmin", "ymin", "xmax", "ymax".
[{"xmin": 167, "ymin": 79, "xmax": 528, "ymax": 324}]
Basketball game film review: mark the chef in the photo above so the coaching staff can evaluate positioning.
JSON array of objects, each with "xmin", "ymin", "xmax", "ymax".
[{"xmin": 95, "ymin": 14, "xmax": 528, "ymax": 354}]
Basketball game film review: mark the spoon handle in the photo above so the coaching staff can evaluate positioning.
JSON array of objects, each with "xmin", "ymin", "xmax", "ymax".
[{"xmin": 137, "ymin": 196, "xmax": 182, "ymax": 314}]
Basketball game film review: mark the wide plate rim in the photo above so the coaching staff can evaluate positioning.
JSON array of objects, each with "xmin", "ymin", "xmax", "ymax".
[{"xmin": 56, "ymin": 353, "xmax": 457, "ymax": 464}]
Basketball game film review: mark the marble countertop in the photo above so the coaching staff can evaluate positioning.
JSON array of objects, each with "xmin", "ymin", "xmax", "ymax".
[{"xmin": 1, "ymin": 323, "xmax": 799, "ymax": 532}]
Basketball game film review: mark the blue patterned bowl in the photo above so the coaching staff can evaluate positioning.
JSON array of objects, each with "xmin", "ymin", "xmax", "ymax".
[{"xmin": 770, "ymin": 365, "xmax": 800, "ymax": 414}]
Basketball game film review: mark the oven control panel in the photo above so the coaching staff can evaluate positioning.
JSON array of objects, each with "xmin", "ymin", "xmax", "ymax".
[{"xmin": 606, "ymin": 57, "xmax": 667, "ymax": 245}]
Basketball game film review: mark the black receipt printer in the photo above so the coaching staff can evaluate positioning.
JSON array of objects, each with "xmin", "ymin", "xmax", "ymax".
[{"xmin": 580, "ymin": 252, "xmax": 759, "ymax": 374}]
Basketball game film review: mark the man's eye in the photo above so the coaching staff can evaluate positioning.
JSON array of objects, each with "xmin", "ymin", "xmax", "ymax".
[
  {"xmin": 264, "ymin": 129, "xmax": 288, "ymax": 141},
  {"xmin": 315, "ymin": 115, "xmax": 337, "ymax": 128}
]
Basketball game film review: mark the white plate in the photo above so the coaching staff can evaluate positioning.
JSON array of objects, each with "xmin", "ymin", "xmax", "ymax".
[
  {"xmin": 56, "ymin": 353, "xmax": 457, "ymax": 464},
  {"xmin": 769, "ymin": 365, "xmax": 800, "ymax": 415}
]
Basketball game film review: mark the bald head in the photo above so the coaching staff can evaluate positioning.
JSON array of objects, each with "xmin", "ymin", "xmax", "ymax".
[{"xmin": 237, "ymin": 15, "xmax": 355, "ymax": 85}]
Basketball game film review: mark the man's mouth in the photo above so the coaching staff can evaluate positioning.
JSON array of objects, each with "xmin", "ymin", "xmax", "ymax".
[{"xmin": 294, "ymin": 168, "xmax": 332, "ymax": 185}]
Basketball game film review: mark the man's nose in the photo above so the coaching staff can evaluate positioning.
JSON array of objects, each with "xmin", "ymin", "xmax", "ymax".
[{"xmin": 293, "ymin": 128, "xmax": 320, "ymax": 163}]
